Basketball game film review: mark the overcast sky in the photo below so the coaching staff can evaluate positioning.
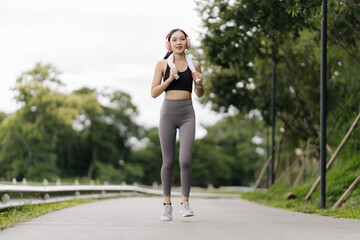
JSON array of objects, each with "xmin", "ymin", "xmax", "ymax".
[{"xmin": 0, "ymin": 0, "xmax": 223, "ymax": 138}]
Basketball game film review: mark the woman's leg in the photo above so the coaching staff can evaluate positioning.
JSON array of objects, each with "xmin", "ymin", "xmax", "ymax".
[
  {"xmin": 159, "ymin": 110, "xmax": 177, "ymax": 203},
  {"xmin": 178, "ymin": 112, "xmax": 195, "ymax": 200}
]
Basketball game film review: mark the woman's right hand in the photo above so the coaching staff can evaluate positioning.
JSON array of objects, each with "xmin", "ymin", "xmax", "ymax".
[{"xmin": 169, "ymin": 66, "xmax": 179, "ymax": 81}]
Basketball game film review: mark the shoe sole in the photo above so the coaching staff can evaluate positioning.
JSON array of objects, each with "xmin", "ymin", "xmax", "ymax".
[
  {"xmin": 182, "ymin": 214, "xmax": 194, "ymax": 217},
  {"xmin": 181, "ymin": 212, "xmax": 194, "ymax": 217}
]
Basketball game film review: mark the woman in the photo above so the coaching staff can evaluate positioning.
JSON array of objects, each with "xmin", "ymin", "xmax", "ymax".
[{"xmin": 151, "ymin": 29, "xmax": 204, "ymax": 221}]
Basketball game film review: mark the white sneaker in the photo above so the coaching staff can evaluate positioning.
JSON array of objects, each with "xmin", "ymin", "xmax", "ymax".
[
  {"xmin": 161, "ymin": 204, "xmax": 173, "ymax": 221},
  {"xmin": 180, "ymin": 202, "xmax": 194, "ymax": 217}
]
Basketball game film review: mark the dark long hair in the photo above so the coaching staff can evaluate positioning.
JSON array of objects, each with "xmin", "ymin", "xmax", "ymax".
[{"xmin": 163, "ymin": 29, "xmax": 188, "ymax": 60}]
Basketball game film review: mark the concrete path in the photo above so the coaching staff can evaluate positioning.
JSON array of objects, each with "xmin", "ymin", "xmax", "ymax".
[{"xmin": 0, "ymin": 196, "xmax": 359, "ymax": 240}]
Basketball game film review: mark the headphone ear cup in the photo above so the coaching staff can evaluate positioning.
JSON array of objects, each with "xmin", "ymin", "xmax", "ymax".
[
  {"xmin": 165, "ymin": 40, "xmax": 172, "ymax": 52},
  {"xmin": 186, "ymin": 38, "xmax": 191, "ymax": 49}
]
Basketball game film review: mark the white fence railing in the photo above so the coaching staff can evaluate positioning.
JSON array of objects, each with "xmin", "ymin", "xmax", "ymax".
[{"xmin": 0, "ymin": 183, "xmax": 240, "ymax": 210}]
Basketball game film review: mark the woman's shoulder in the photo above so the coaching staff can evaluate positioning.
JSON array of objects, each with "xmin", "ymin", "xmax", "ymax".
[
  {"xmin": 156, "ymin": 59, "xmax": 168, "ymax": 67},
  {"xmin": 155, "ymin": 60, "xmax": 168, "ymax": 71},
  {"xmin": 155, "ymin": 60, "xmax": 168, "ymax": 76},
  {"xmin": 191, "ymin": 59, "xmax": 201, "ymax": 71},
  {"xmin": 191, "ymin": 59, "xmax": 200, "ymax": 67}
]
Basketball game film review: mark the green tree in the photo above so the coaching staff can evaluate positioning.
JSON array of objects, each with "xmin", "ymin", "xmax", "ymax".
[
  {"xmin": 194, "ymin": 0, "xmax": 360, "ymax": 191},
  {"xmin": 196, "ymin": 0, "xmax": 360, "ymax": 147},
  {"xmin": 55, "ymin": 90, "xmax": 102, "ymax": 178},
  {"xmin": 72, "ymin": 87, "xmax": 141, "ymax": 181},
  {"xmin": 0, "ymin": 63, "xmax": 83, "ymax": 180},
  {"xmin": 286, "ymin": 0, "xmax": 360, "ymax": 64},
  {"xmin": 0, "ymin": 112, "xmax": 7, "ymax": 124},
  {"xmin": 128, "ymin": 127, "xmax": 162, "ymax": 185},
  {"xmin": 0, "ymin": 63, "xmax": 143, "ymax": 183},
  {"xmin": 284, "ymin": 0, "xmax": 360, "ymax": 148},
  {"xmin": 193, "ymin": 114, "xmax": 267, "ymax": 187},
  {"xmin": 196, "ymin": 0, "xmax": 305, "ymax": 114}
]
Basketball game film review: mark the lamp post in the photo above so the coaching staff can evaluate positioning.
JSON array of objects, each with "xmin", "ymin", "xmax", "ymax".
[
  {"xmin": 320, "ymin": 0, "xmax": 327, "ymax": 209},
  {"xmin": 270, "ymin": 58, "xmax": 277, "ymax": 185}
]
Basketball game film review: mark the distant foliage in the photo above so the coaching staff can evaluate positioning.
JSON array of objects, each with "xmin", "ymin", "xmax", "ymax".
[
  {"xmin": 195, "ymin": 0, "xmax": 360, "ymax": 187},
  {"xmin": 0, "ymin": 63, "xmax": 142, "ymax": 182}
]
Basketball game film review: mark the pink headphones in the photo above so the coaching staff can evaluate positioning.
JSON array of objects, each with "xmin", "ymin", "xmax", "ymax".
[{"xmin": 165, "ymin": 29, "xmax": 191, "ymax": 52}]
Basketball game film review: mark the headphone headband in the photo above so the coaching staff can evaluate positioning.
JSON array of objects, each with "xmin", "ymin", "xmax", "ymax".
[{"xmin": 165, "ymin": 29, "xmax": 189, "ymax": 41}]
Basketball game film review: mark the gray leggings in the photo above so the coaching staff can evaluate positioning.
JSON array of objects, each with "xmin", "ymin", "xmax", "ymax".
[{"xmin": 159, "ymin": 99, "xmax": 195, "ymax": 197}]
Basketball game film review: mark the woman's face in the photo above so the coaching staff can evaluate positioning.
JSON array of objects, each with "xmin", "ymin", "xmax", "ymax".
[{"xmin": 170, "ymin": 31, "xmax": 187, "ymax": 53}]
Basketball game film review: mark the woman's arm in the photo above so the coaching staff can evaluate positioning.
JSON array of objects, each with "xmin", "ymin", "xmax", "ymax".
[
  {"xmin": 151, "ymin": 60, "xmax": 177, "ymax": 98},
  {"xmin": 193, "ymin": 60, "xmax": 204, "ymax": 98}
]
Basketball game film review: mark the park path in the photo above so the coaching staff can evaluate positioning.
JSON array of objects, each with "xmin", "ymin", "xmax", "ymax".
[{"xmin": 0, "ymin": 196, "xmax": 359, "ymax": 240}]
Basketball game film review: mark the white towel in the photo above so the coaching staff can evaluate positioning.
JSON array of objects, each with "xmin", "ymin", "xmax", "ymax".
[{"xmin": 167, "ymin": 53, "xmax": 200, "ymax": 83}]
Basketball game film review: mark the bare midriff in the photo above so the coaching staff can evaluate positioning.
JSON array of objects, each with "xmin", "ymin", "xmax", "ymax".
[{"xmin": 165, "ymin": 90, "xmax": 191, "ymax": 100}]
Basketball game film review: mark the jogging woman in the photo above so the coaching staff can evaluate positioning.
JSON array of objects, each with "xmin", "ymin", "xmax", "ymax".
[{"xmin": 151, "ymin": 29, "xmax": 204, "ymax": 221}]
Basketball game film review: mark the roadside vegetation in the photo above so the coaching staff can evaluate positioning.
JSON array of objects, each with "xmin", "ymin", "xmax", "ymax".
[
  {"xmin": 242, "ymin": 153, "xmax": 360, "ymax": 220},
  {"xmin": 0, "ymin": 199, "xmax": 95, "ymax": 230}
]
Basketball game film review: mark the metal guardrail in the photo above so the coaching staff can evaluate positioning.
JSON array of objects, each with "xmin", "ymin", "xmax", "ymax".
[{"xmin": 0, "ymin": 184, "xmax": 239, "ymax": 210}]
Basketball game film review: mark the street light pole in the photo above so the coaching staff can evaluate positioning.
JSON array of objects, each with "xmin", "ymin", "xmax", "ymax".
[
  {"xmin": 271, "ymin": 58, "xmax": 276, "ymax": 185},
  {"xmin": 320, "ymin": 0, "xmax": 327, "ymax": 209}
]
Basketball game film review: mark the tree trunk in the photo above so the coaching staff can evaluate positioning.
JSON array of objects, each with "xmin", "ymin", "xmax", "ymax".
[
  {"xmin": 253, "ymin": 156, "xmax": 271, "ymax": 190},
  {"xmin": 87, "ymin": 144, "xmax": 98, "ymax": 179},
  {"xmin": 274, "ymin": 129, "xmax": 286, "ymax": 176},
  {"xmin": 293, "ymin": 154, "xmax": 306, "ymax": 188}
]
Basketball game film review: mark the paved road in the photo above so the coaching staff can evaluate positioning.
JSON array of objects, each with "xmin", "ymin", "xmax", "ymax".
[{"xmin": 0, "ymin": 196, "xmax": 359, "ymax": 240}]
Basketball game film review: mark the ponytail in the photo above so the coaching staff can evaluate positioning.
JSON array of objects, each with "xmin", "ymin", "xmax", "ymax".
[{"xmin": 163, "ymin": 51, "xmax": 173, "ymax": 60}]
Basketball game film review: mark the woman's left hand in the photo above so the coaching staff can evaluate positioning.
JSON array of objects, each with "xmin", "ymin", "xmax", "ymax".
[{"xmin": 192, "ymin": 72, "xmax": 203, "ymax": 85}]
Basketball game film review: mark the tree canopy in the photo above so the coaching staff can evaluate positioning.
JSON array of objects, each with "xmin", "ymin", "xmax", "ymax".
[
  {"xmin": 0, "ymin": 63, "xmax": 141, "ymax": 182},
  {"xmin": 196, "ymin": 0, "xmax": 360, "ymax": 148}
]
